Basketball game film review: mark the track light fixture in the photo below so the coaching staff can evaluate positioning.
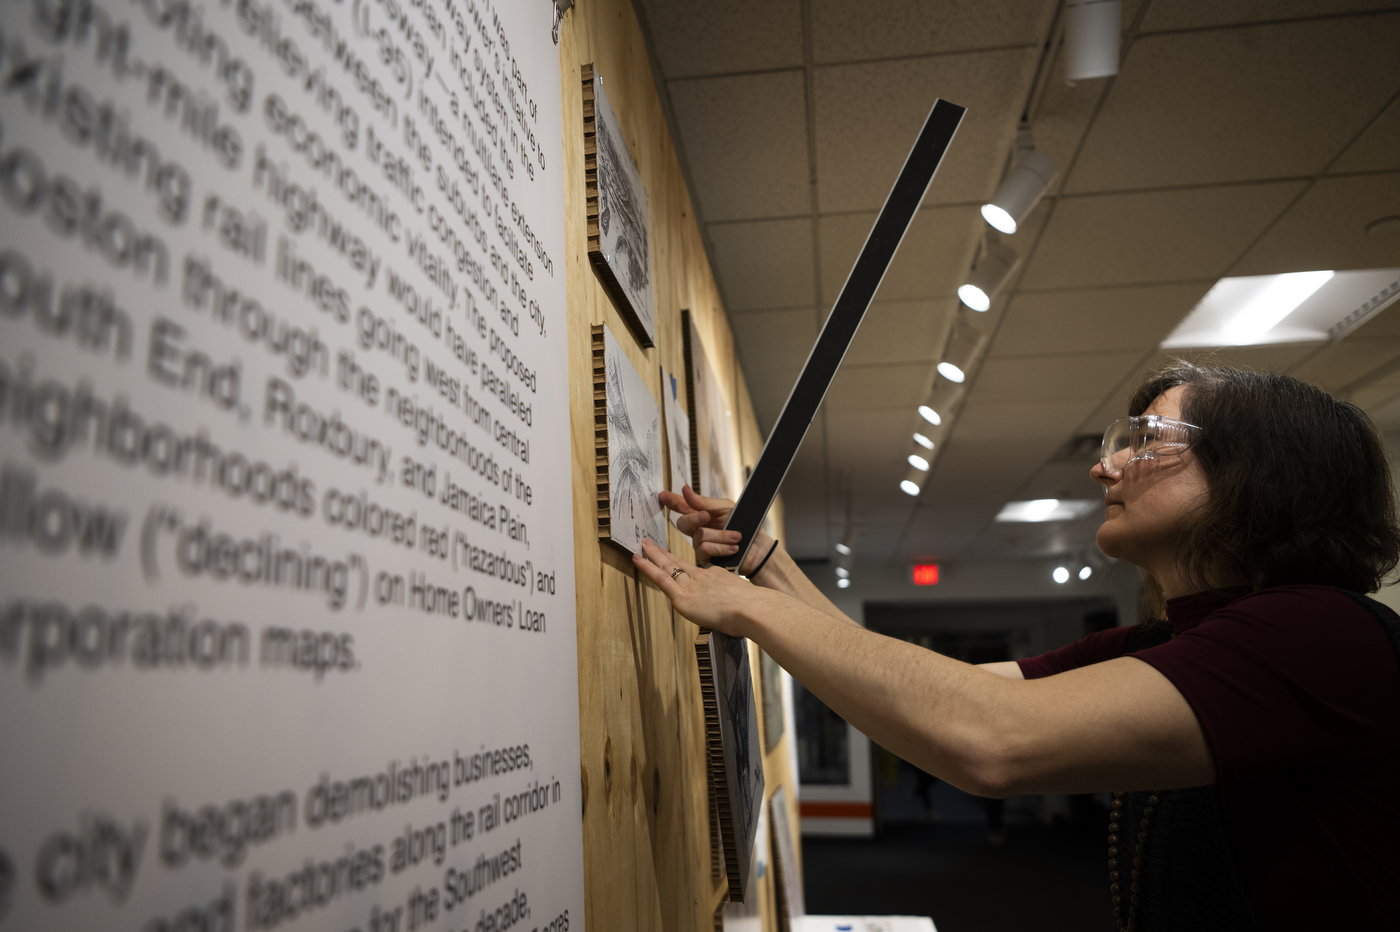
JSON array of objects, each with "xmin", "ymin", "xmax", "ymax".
[
  {"xmin": 958, "ymin": 240, "xmax": 1020, "ymax": 311},
  {"xmin": 918, "ymin": 378, "xmax": 963, "ymax": 429},
  {"xmin": 1065, "ymin": 0, "xmax": 1121, "ymax": 82},
  {"xmin": 981, "ymin": 128, "xmax": 1057, "ymax": 236},
  {"xmin": 938, "ymin": 321, "xmax": 983, "ymax": 385}
]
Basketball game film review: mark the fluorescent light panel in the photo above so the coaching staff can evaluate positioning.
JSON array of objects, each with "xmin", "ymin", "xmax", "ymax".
[
  {"xmin": 1162, "ymin": 268, "xmax": 1400, "ymax": 348},
  {"xmin": 996, "ymin": 499, "xmax": 1098, "ymax": 522}
]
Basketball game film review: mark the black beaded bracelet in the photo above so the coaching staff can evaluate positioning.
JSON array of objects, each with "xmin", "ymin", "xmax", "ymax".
[{"xmin": 744, "ymin": 538, "xmax": 779, "ymax": 580}]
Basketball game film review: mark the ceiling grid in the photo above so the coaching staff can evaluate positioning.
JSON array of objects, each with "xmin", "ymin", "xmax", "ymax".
[{"xmin": 637, "ymin": 0, "xmax": 1400, "ymax": 564}]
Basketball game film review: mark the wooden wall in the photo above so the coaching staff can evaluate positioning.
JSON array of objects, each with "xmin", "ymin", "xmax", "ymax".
[{"xmin": 558, "ymin": 1, "xmax": 800, "ymax": 930}]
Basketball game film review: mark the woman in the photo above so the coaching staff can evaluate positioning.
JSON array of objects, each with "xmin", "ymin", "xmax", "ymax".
[{"xmin": 639, "ymin": 364, "xmax": 1400, "ymax": 930}]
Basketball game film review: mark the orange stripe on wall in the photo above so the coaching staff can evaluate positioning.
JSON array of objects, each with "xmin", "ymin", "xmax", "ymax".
[{"xmin": 799, "ymin": 801, "xmax": 873, "ymax": 818}]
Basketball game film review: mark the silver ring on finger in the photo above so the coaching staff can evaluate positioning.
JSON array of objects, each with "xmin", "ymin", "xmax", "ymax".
[{"xmin": 669, "ymin": 566, "xmax": 685, "ymax": 581}]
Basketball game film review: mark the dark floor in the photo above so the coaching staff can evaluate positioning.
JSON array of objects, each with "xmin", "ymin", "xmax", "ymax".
[{"xmin": 801, "ymin": 813, "xmax": 1108, "ymax": 932}]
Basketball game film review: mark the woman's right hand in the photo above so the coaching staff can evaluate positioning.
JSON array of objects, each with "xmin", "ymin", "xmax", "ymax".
[{"xmin": 658, "ymin": 485, "xmax": 744, "ymax": 564}]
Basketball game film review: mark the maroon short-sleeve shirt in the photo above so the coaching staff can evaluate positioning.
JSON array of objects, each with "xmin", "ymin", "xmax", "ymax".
[{"xmin": 1018, "ymin": 584, "xmax": 1400, "ymax": 930}]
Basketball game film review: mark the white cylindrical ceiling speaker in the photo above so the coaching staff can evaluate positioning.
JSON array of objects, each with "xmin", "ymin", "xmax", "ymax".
[
  {"xmin": 958, "ymin": 241, "xmax": 1020, "ymax": 311},
  {"xmin": 1065, "ymin": 0, "xmax": 1121, "ymax": 81},
  {"xmin": 980, "ymin": 151, "xmax": 1057, "ymax": 235}
]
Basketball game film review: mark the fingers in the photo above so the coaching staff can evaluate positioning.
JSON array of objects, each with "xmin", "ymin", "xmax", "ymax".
[
  {"xmin": 633, "ymin": 539, "xmax": 681, "ymax": 597},
  {"xmin": 658, "ymin": 490, "xmax": 694, "ymax": 515},
  {"xmin": 675, "ymin": 509, "xmax": 711, "ymax": 536},
  {"xmin": 682, "ymin": 484, "xmax": 735, "ymax": 518},
  {"xmin": 693, "ymin": 526, "xmax": 741, "ymax": 552}
]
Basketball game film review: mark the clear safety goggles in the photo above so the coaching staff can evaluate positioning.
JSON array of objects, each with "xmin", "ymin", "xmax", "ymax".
[{"xmin": 1100, "ymin": 415, "xmax": 1202, "ymax": 474}]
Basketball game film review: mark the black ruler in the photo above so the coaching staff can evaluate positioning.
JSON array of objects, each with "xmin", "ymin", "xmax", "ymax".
[{"xmin": 712, "ymin": 98, "xmax": 966, "ymax": 569}]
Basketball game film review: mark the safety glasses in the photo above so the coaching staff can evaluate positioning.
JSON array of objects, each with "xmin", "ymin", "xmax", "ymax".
[{"xmin": 1100, "ymin": 415, "xmax": 1202, "ymax": 474}]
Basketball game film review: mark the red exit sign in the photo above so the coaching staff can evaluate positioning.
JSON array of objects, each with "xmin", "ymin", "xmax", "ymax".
[{"xmin": 912, "ymin": 564, "xmax": 940, "ymax": 586}]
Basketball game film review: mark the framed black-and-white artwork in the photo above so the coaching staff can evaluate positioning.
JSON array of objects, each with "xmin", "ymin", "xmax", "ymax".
[
  {"xmin": 768, "ymin": 786, "xmax": 805, "ymax": 929},
  {"xmin": 681, "ymin": 310, "xmax": 737, "ymax": 500},
  {"xmin": 697, "ymin": 630, "xmax": 765, "ymax": 902},
  {"xmin": 583, "ymin": 64, "xmax": 656, "ymax": 346},
  {"xmin": 661, "ymin": 367, "xmax": 692, "ymax": 524},
  {"xmin": 593, "ymin": 325, "xmax": 666, "ymax": 554}
]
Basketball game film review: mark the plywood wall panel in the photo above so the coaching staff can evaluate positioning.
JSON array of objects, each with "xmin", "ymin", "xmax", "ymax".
[{"xmin": 558, "ymin": 0, "xmax": 794, "ymax": 929}]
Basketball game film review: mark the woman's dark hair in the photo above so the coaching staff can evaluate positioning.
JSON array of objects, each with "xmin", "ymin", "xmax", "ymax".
[{"xmin": 1130, "ymin": 362, "xmax": 1400, "ymax": 594}]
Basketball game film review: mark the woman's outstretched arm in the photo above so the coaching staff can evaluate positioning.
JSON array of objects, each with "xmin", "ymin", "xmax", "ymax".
[{"xmin": 634, "ymin": 537, "xmax": 1211, "ymax": 796}]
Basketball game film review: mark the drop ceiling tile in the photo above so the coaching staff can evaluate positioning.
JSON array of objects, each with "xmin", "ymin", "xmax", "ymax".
[
  {"xmin": 1023, "ymin": 46, "xmax": 1112, "ymax": 198},
  {"xmin": 809, "ymin": 0, "xmax": 1055, "ymax": 64},
  {"xmin": 963, "ymin": 513, "xmax": 1102, "ymax": 560},
  {"xmin": 1349, "ymin": 363, "xmax": 1400, "ymax": 408},
  {"xmin": 1288, "ymin": 340, "xmax": 1400, "ymax": 396},
  {"xmin": 972, "ymin": 351, "xmax": 1145, "ymax": 405},
  {"xmin": 1230, "ymin": 174, "xmax": 1400, "ymax": 275},
  {"xmin": 669, "ymin": 71, "xmax": 811, "ymax": 221},
  {"xmin": 953, "ymin": 399, "xmax": 1097, "ymax": 443},
  {"xmin": 825, "ymin": 410, "xmax": 922, "ymax": 487},
  {"xmin": 819, "ymin": 206, "xmax": 983, "ymax": 305},
  {"xmin": 842, "ymin": 521, "xmax": 911, "ymax": 563},
  {"xmin": 1014, "ymin": 460, "xmax": 1105, "ymax": 502},
  {"xmin": 924, "ymin": 438, "xmax": 1060, "ymax": 506},
  {"xmin": 737, "ymin": 362, "xmax": 802, "ymax": 434},
  {"xmin": 813, "ymin": 50, "xmax": 1039, "ymax": 213},
  {"xmin": 825, "ymin": 362, "xmax": 931, "ymax": 411},
  {"xmin": 1020, "ymin": 182, "xmax": 1306, "ymax": 290},
  {"xmin": 639, "ymin": 0, "xmax": 803, "ymax": 77},
  {"xmin": 899, "ymin": 504, "xmax": 999, "ymax": 561},
  {"xmin": 1140, "ymin": 0, "xmax": 1400, "ymax": 33},
  {"xmin": 732, "ymin": 308, "xmax": 819, "ymax": 369},
  {"xmin": 846, "ymin": 299, "xmax": 959, "ymax": 366},
  {"xmin": 1065, "ymin": 17, "xmax": 1400, "ymax": 192},
  {"xmin": 708, "ymin": 218, "xmax": 816, "ymax": 310},
  {"xmin": 1330, "ymin": 96, "xmax": 1400, "ymax": 174},
  {"xmin": 1359, "ymin": 387, "xmax": 1400, "ymax": 430},
  {"xmin": 992, "ymin": 282, "xmax": 1212, "ymax": 357}
]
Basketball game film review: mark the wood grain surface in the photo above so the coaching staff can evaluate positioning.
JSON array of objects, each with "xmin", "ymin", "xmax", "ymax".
[{"xmin": 558, "ymin": 0, "xmax": 800, "ymax": 928}]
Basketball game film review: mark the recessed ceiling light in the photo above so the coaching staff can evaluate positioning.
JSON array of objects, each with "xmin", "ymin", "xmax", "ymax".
[
  {"xmin": 837, "ymin": 577, "xmax": 851, "ymax": 589},
  {"xmin": 1222, "ymin": 270, "xmax": 1334, "ymax": 344},
  {"xmin": 908, "ymin": 454, "xmax": 929, "ymax": 471},
  {"xmin": 918, "ymin": 405, "xmax": 942, "ymax": 426},
  {"xmin": 835, "ymin": 566, "xmax": 849, "ymax": 578},
  {"xmin": 996, "ymin": 499, "xmax": 1097, "ymax": 522},
  {"xmin": 1162, "ymin": 268, "xmax": 1400, "ymax": 347},
  {"xmin": 1079, "ymin": 565, "xmax": 1093, "ymax": 580},
  {"xmin": 913, "ymin": 432, "xmax": 934, "ymax": 449},
  {"xmin": 1052, "ymin": 566, "xmax": 1070, "ymax": 584},
  {"xmin": 900, "ymin": 479, "xmax": 921, "ymax": 496}
]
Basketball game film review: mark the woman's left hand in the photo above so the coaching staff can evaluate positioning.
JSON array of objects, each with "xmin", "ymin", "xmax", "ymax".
[{"xmin": 633, "ymin": 537, "xmax": 763, "ymax": 637}]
